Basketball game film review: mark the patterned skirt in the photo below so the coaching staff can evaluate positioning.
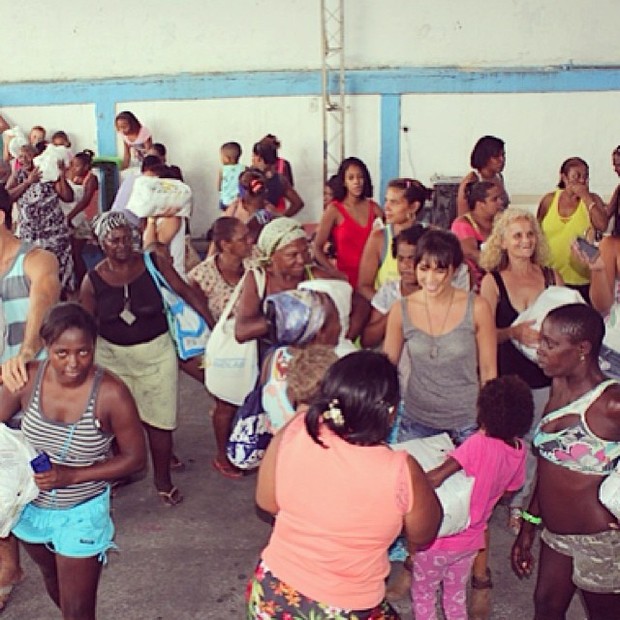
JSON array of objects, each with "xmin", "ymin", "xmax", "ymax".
[{"xmin": 246, "ymin": 560, "xmax": 400, "ymax": 620}]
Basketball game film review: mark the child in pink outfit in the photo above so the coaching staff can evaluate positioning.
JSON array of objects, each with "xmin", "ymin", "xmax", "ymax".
[{"xmin": 411, "ymin": 375, "xmax": 534, "ymax": 620}]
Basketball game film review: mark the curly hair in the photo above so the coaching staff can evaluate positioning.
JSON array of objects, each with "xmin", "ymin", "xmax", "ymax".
[
  {"xmin": 286, "ymin": 344, "xmax": 338, "ymax": 406},
  {"xmin": 476, "ymin": 375, "xmax": 534, "ymax": 441},
  {"xmin": 479, "ymin": 207, "xmax": 549, "ymax": 272}
]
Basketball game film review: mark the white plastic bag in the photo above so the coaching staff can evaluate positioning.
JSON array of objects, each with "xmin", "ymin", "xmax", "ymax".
[
  {"xmin": 0, "ymin": 424, "xmax": 39, "ymax": 537},
  {"xmin": 125, "ymin": 176, "xmax": 192, "ymax": 218},
  {"xmin": 511, "ymin": 286, "xmax": 585, "ymax": 362},
  {"xmin": 393, "ymin": 433, "xmax": 474, "ymax": 537},
  {"xmin": 2, "ymin": 126, "xmax": 28, "ymax": 159},
  {"xmin": 599, "ymin": 468, "xmax": 620, "ymax": 520},
  {"xmin": 33, "ymin": 144, "xmax": 72, "ymax": 182}
]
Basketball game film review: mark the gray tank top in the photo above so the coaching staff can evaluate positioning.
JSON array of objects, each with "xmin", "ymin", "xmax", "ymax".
[{"xmin": 402, "ymin": 292, "xmax": 479, "ymax": 430}]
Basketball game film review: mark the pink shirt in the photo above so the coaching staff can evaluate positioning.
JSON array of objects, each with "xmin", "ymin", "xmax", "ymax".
[
  {"xmin": 261, "ymin": 413, "xmax": 412, "ymax": 610},
  {"xmin": 451, "ymin": 214, "xmax": 487, "ymax": 292},
  {"xmin": 429, "ymin": 431, "xmax": 525, "ymax": 552}
]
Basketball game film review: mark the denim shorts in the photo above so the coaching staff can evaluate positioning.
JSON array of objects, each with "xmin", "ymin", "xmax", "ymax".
[
  {"xmin": 13, "ymin": 487, "xmax": 116, "ymax": 561},
  {"xmin": 398, "ymin": 417, "xmax": 478, "ymax": 446}
]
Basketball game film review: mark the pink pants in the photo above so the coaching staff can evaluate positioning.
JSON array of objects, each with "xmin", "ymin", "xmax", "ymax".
[{"xmin": 411, "ymin": 548, "xmax": 477, "ymax": 620}]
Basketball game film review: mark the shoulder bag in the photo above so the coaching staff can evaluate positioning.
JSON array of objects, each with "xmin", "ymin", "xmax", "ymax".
[
  {"xmin": 204, "ymin": 268, "xmax": 266, "ymax": 406},
  {"xmin": 144, "ymin": 252, "xmax": 209, "ymax": 360}
]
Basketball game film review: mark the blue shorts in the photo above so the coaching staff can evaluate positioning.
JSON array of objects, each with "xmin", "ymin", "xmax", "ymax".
[{"xmin": 13, "ymin": 487, "xmax": 116, "ymax": 561}]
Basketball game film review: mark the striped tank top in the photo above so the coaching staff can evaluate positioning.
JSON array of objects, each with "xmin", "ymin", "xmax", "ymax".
[
  {"xmin": 22, "ymin": 363, "xmax": 114, "ymax": 508},
  {"xmin": 0, "ymin": 242, "xmax": 43, "ymax": 363}
]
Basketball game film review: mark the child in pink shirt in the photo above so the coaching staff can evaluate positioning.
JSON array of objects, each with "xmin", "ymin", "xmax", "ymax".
[{"xmin": 412, "ymin": 375, "xmax": 534, "ymax": 620}]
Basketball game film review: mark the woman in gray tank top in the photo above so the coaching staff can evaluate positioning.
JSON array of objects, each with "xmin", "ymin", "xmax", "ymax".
[
  {"xmin": 384, "ymin": 229, "xmax": 497, "ymax": 444},
  {"xmin": 383, "ymin": 229, "xmax": 497, "ymax": 609}
]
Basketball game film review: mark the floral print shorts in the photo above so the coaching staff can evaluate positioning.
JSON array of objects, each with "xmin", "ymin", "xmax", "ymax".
[{"xmin": 246, "ymin": 560, "xmax": 400, "ymax": 619}]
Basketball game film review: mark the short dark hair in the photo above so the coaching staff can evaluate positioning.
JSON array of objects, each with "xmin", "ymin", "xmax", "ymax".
[
  {"xmin": 465, "ymin": 180, "xmax": 496, "ymax": 211},
  {"xmin": 305, "ymin": 350, "xmax": 399, "ymax": 447},
  {"xmin": 545, "ymin": 303, "xmax": 605, "ymax": 360},
  {"xmin": 476, "ymin": 375, "xmax": 534, "ymax": 441},
  {"xmin": 332, "ymin": 157, "xmax": 374, "ymax": 201},
  {"xmin": 387, "ymin": 178, "xmax": 432, "ymax": 206},
  {"xmin": 557, "ymin": 157, "xmax": 588, "ymax": 189},
  {"xmin": 222, "ymin": 141, "xmax": 242, "ymax": 162},
  {"xmin": 252, "ymin": 139, "xmax": 277, "ymax": 165},
  {"xmin": 211, "ymin": 216, "xmax": 243, "ymax": 253},
  {"xmin": 73, "ymin": 149, "xmax": 95, "ymax": 169},
  {"xmin": 115, "ymin": 111, "xmax": 141, "ymax": 133},
  {"xmin": 239, "ymin": 167, "xmax": 266, "ymax": 198},
  {"xmin": 141, "ymin": 155, "xmax": 162, "ymax": 173},
  {"xmin": 40, "ymin": 302, "xmax": 98, "ymax": 347},
  {"xmin": 414, "ymin": 229, "xmax": 463, "ymax": 270},
  {"xmin": 392, "ymin": 224, "xmax": 426, "ymax": 258},
  {"xmin": 470, "ymin": 135, "xmax": 505, "ymax": 170},
  {"xmin": 151, "ymin": 143, "xmax": 167, "ymax": 158}
]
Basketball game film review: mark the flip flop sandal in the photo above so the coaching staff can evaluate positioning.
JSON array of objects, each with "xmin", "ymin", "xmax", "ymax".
[
  {"xmin": 211, "ymin": 458, "xmax": 243, "ymax": 480},
  {"xmin": 157, "ymin": 486, "xmax": 184, "ymax": 507}
]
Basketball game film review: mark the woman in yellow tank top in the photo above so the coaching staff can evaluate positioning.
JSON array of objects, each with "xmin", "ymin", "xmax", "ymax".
[{"xmin": 538, "ymin": 157, "xmax": 607, "ymax": 302}]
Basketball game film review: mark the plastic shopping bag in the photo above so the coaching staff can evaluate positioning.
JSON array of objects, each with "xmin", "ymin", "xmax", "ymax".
[
  {"xmin": 393, "ymin": 433, "xmax": 474, "ymax": 537},
  {"xmin": 0, "ymin": 424, "xmax": 39, "ymax": 537}
]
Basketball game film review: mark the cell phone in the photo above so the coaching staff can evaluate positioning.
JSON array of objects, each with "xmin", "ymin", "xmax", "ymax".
[
  {"xmin": 30, "ymin": 451, "xmax": 52, "ymax": 473},
  {"xmin": 576, "ymin": 236, "xmax": 600, "ymax": 261}
]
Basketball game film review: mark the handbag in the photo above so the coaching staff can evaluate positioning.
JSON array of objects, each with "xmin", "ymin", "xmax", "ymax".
[
  {"xmin": 144, "ymin": 252, "xmax": 210, "ymax": 360},
  {"xmin": 393, "ymin": 433, "xmax": 474, "ymax": 538},
  {"xmin": 226, "ymin": 376, "xmax": 273, "ymax": 470},
  {"xmin": 511, "ymin": 286, "xmax": 585, "ymax": 363},
  {"xmin": 204, "ymin": 268, "xmax": 266, "ymax": 406},
  {"xmin": 0, "ymin": 424, "xmax": 39, "ymax": 537}
]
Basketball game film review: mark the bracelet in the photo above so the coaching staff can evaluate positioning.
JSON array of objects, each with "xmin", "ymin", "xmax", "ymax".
[{"xmin": 521, "ymin": 510, "xmax": 542, "ymax": 525}]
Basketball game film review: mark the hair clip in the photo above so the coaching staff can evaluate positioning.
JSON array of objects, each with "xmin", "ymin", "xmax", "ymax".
[
  {"xmin": 250, "ymin": 179, "xmax": 263, "ymax": 193},
  {"xmin": 404, "ymin": 179, "xmax": 412, "ymax": 188},
  {"xmin": 322, "ymin": 399, "xmax": 344, "ymax": 427}
]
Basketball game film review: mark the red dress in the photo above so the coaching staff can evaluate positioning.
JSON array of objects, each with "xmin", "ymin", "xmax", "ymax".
[{"xmin": 331, "ymin": 200, "xmax": 377, "ymax": 288}]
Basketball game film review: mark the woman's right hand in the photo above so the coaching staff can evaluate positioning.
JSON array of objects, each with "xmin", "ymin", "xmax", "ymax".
[
  {"xmin": 511, "ymin": 320, "xmax": 539, "ymax": 347},
  {"xmin": 511, "ymin": 524, "xmax": 536, "ymax": 579},
  {"xmin": 26, "ymin": 166, "xmax": 41, "ymax": 185}
]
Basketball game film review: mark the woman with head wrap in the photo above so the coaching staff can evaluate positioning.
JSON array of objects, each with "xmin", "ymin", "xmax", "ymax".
[
  {"xmin": 80, "ymin": 212, "xmax": 210, "ymax": 505},
  {"xmin": 260, "ymin": 289, "xmax": 345, "ymax": 433}
]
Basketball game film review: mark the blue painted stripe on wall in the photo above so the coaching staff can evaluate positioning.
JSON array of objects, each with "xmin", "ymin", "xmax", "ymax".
[
  {"xmin": 380, "ymin": 95, "xmax": 401, "ymax": 203},
  {"xmin": 2, "ymin": 65, "xmax": 618, "ymax": 159},
  {"xmin": 2, "ymin": 66, "xmax": 620, "ymax": 108}
]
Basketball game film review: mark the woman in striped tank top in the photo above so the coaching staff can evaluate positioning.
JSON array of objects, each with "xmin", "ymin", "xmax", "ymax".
[{"xmin": 0, "ymin": 302, "xmax": 146, "ymax": 619}]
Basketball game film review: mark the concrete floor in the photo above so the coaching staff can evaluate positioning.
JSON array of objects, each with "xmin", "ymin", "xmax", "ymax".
[{"xmin": 3, "ymin": 373, "xmax": 587, "ymax": 619}]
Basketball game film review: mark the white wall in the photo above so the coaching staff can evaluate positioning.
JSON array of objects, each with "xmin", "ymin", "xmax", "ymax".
[
  {"xmin": 2, "ymin": 1, "xmax": 620, "ymax": 82},
  {"xmin": 2, "ymin": 1, "xmax": 620, "ymax": 234}
]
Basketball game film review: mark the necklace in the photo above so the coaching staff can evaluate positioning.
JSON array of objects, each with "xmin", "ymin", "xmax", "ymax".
[{"xmin": 423, "ymin": 289, "xmax": 455, "ymax": 359}]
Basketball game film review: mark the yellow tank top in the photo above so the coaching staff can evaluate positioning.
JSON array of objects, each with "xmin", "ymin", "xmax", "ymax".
[
  {"xmin": 375, "ymin": 225, "xmax": 399, "ymax": 289},
  {"xmin": 541, "ymin": 189, "xmax": 591, "ymax": 285}
]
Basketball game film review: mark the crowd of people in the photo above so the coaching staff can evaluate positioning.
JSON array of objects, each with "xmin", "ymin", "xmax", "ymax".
[{"xmin": 0, "ymin": 112, "xmax": 619, "ymax": 620}]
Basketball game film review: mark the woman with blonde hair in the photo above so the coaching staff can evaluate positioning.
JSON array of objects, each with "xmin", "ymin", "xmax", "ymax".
[{"xmin": 480, "ymin": 207, "xmax": 563, "ymax": 534}]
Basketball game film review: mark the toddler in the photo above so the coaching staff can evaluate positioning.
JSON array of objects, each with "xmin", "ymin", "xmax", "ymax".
[
  {"xmin": 411, "ymin": 375, "xmax": 533, "ymax": 620},
  {"xmin": 218, "ymin": 141, "xmax": 245, "ymax": 211}
]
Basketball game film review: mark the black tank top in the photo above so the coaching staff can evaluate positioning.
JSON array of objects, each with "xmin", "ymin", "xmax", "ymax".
[
  {"xmin": 90, "ymin": 266, "xmax": 168, "ymax": 345},
  {"xmin": 492, "ymin": 269, "xmax": 552, "ymax": 389}
]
